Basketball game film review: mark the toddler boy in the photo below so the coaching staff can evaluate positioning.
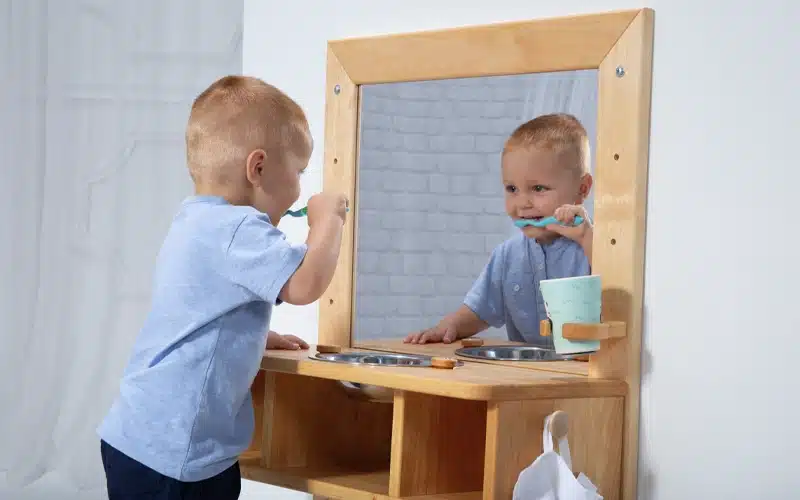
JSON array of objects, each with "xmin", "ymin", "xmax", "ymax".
[
  {"xmin": 405, "ymin": 113, "xmax": 593, "ymax": 347},
  {"xmin": 97, "ymin": 75, "xmax": 348, "ymax": 499}
]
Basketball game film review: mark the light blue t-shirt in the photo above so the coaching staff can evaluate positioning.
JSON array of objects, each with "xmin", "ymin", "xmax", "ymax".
[
  {"xmin": 464, "ymin": 233, "xmax": 589, "ymax": 347},
  {"xmin": 97, "ymin": 195, "xmax": 307, "ymax": 482}
]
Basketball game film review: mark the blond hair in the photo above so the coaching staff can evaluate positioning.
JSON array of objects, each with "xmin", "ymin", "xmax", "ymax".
[
  {"xmin": 186, "ymin": 75, "xmax": 310, "ymax": 184},
  {"xmin": 503, "ymin": 113, "xmax": 590, "ymax": 176}
]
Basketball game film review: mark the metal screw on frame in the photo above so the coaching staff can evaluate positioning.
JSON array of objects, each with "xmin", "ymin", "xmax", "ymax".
[
  {"xmin": 334, "ymin": 84, "xmax": 341, "ymax": 94},
  {"xmin": 615, "ymin": 66, "xmax": 625, "ymax": 77}
]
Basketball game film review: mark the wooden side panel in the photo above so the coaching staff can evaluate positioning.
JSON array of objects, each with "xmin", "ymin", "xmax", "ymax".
[
  {"xmin": 389, "ymin": 391, "xmax": 486, "ymax": 496},
  {"xmin": 243, "ymin": 370, "xmax": 267, "ymax": 459},
  {"xmin": 591, "ymin": 9, "xmax": 655, "ymax": 500},
  {"xmin": 318, "ymin": 48, "xmax": 359, "ymax": 347},
  {"xmin": 483, "ymin": 397, "xmax": 624, "ymax": 500}
]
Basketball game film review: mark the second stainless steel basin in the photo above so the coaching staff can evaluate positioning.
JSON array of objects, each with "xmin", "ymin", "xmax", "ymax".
[
  {"xmin": 309, "ymin": 351, "xmax": 463, "ymax": 367},
  {"xmin": 454, "ymin": 345, "xmax": 591, "ymax": 362}
]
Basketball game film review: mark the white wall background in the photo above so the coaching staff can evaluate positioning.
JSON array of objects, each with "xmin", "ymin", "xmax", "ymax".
[
  {"xmin": 2, "ymin": 1, "xmax": 797, "ymax": 499},
  {"xmin": 244, "ymin": 0, "xmax": 800, "ymax": 499}
]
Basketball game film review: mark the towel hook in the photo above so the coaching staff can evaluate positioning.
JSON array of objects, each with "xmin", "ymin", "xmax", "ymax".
[
  {"xmin": 547, "ymin": 410, "xmax": 574, "ymax": 474},
  {"xmin": 548, "ymin": 410, "xmax": 569, "ymax": 443}
]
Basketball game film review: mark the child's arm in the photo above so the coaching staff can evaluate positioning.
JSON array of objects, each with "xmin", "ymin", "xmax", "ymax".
[
  {"xmin": 405, "ymin": 305, "xmax": 488, "ymax": 344},
  {"xmin": 581, "ymin": 226, "xmax": 593, "ymax": 267},
  {"xmin": 224, "ymin": 192, "xmax": 348, "ymax": 308},
  {"xmin": 448, "ymin": 306, "xmax": 489, "ymax": 337},
  {"xmin": 279, "ymin": 192, "xmax": 348, "ymax": 305}
]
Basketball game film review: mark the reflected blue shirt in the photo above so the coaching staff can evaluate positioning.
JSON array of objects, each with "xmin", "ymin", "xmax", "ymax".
[
  {"xmin": 464, "ymin": 233, "xmax": 590, "ymax": 347},
  {"xmin": 97, "ymin": 195, "xmax": 307, "ymax": 481}
]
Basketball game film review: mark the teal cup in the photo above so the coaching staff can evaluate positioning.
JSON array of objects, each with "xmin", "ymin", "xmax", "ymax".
[{"xmin": 539, "ymin": 275, "xmax": 602, "ymax": 355}]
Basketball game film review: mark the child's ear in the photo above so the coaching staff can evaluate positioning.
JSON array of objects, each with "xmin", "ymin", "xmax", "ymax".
[
  {"xmin": 577, "ymin": 173, "xmax": 593, "ymax": 202},
  {"xmin": 245, "ymin": 149, "xmax": 267, "ymax": 185}
]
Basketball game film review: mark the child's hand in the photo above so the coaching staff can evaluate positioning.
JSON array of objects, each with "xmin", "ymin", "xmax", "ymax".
[
  {"xmin": 307, "ymin": 192, "xmax": 348, "ymax": 225},
  {"xmin": 546, "ymin": 204, "xmax": 593, "ymax": 246},
  {"xmin": 266, "ymin": 330, "xmax": 309, "ymax": 350},
  {"xmin": 403, "ymin": 320, "xmax": 459, "ymax": 344}
]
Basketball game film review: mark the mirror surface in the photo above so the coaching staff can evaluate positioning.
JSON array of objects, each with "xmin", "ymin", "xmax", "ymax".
[{"xmin": 352, "ymin": 70, "xmax": 598, "ymax": 342}]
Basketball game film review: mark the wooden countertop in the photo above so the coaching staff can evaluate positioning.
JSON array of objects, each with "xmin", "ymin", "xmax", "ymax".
[
  {"xmin": 261, "ymin": 345, "xmax": 625, "ymax": 402},
  {"xmin": 354, "ymin": 338, "xmax": 590, "ymax": 376}
]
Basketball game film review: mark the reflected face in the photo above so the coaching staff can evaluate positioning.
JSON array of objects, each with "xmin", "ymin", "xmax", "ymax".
[{"xmin": 502, "ymin": 146, "xmax": 592, "ymax": 241}]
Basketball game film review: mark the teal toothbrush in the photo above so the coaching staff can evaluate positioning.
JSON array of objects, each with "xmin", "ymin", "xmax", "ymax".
[
  {"xmin": 514, "ymin": 215, "xmax": 584, "ymax": 228},
  {"xmin": 285, "ymin": 205, "xmax": 350, "ymax": 218}
]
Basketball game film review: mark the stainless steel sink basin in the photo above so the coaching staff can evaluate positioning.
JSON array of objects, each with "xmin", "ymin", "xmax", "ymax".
[
  {"xmin": 309, "ymin": 352, "xmax": 383, "ymax": 364},
  {"xmin": 309, "ymin": 351, "xmax": 463, "ymax": 403},
  {"xmin": 309, "ymin": 351, "xmax": 463, "ymax": 367},
  {"xmin": 454, "ymin": 345, "xmax": 592, "ymax": 362}
]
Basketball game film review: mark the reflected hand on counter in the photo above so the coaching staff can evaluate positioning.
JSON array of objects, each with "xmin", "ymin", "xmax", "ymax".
[{"xmin": 404, "ymin": 305, "xmax": 488, "ymax": 344}]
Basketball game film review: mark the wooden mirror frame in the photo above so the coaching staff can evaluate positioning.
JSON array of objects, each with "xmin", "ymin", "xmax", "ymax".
[{"xmin": 317, "ymin": 9, "xmax": 654, "ymax": 499}]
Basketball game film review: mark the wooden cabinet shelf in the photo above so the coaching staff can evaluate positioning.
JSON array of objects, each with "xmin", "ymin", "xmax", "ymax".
[
  {"xmin": 243, "ymin": 346, "xmax": 626, "ymax": 499},
  {"xmin": 240, "ymin": 461, "xmax": 482, "ymax": 499},
  {"xmin": 241, "ymin": 462, "xmax": 391, "ymax": 498}
]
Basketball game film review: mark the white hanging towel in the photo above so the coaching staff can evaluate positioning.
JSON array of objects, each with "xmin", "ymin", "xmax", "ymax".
[{"xmin": 512, "ymin": 412, "xmax": 603, "ymax": 500}]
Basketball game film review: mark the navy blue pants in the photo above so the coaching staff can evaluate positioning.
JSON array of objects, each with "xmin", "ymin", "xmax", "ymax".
[{"xmin": 100, "ymin": 440, "xmax": 241, "ymax": 500}]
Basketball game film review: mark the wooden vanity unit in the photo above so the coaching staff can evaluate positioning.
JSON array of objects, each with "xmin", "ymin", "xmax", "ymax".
[
  {"xmin": 242, "ymin": 8, "xmax": 653, "ymax": 500},
  {"xmin": 241, "ymin": 344, "xmax": 626, "ymax": 499}
]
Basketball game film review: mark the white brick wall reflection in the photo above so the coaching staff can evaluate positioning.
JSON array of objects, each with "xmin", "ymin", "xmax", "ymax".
[{"xmin": 353, "ymin": 72, "xmax": 598, "ymax": 341}]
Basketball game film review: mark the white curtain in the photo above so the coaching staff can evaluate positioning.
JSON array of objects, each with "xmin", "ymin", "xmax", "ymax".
[{"xmin": 0, "ymin": 1, "xmax": 243, "ymax": 498}]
